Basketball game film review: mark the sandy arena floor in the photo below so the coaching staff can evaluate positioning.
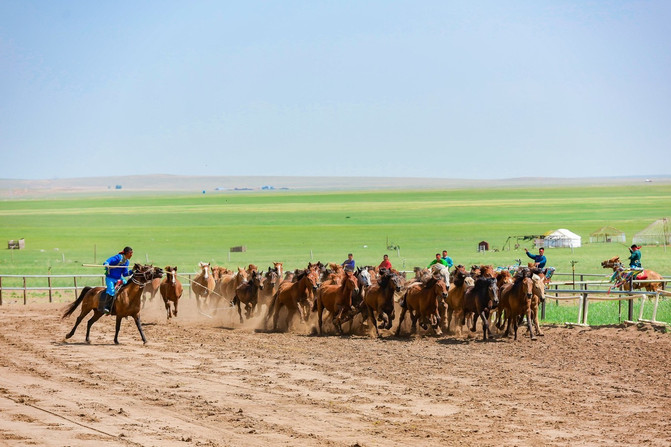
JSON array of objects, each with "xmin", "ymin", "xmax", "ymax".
[{"xmin": 0, "ymin": 297, "xmax": 670, "ymax": 447}]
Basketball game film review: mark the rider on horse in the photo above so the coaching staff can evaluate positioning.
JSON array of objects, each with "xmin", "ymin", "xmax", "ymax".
[{"xmin": 99, "ymin": 246, "xmax": 133, "ymax": 314}]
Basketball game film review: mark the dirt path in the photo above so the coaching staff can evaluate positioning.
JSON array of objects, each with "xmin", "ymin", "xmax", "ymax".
[{"xmin": 0, "ymin": 299, "xmax": 670, "ymax": 446}]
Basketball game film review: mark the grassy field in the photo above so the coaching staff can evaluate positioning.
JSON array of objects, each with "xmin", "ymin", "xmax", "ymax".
[{"xmin": 1, "ymin": 183, "xmax": 670, "ymax": 324}]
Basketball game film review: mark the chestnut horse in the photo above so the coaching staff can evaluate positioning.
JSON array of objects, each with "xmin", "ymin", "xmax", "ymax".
[
  {"xmin": 462, "ymin": 276, "xmax": 499, "ymax": 341},
  {"xmin": 443, "ymin": 268, "xmax": 474, "ymax": 333},
  {"xmin": 257, "ymin": 266, "xmax": 280, "ymax": 315},
  {"xmin": 363, "ymin": 269, "xmax": 404, "ymax": 338},
  {"xmin": 232, "ymin": 269, "xmax": 264, "ymax": 323},
  {"xmin": 395, "ymin": 274, "xmax": 448, "ymax": 337},
  {"xmin": 499, "ymin": 270, "xmax": 534, "ymax": 340},
  {"xmin": 213, "ymin": 267, "xmax": 248, "ymax": 309},
  {"xmin": 192, "ymin": 262, "xmax": 215, "ymax": 312},
  {"xmin": 601, "ymin": 256, "xmax": 664, "ymax": 292},
  {"xmin": 62, "ymin": 264, "xmax": 164, "ymax": 344},
  {"xmin": 141, "ymin": 277, "xmax": 161, "ymax": 308},
  {"xmin": 265, "ymin": 268, "xmax": 320, "ymax": 331},
  {"xmin": 159, "ymin": 266, "xmax": 183, "ymax": 320},
  {"xmin": 316, "ymin": 270, "xmax": 359, "ymax": 335}
]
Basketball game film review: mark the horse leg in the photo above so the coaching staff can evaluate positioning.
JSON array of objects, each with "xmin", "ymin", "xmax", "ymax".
[
  {"xmin": 84, "ymin": 311, "xmax": 103, "ymax": 344},
  {"xmin": 367, "ymin": 305, "xmax": 380, "ymax": 338},
  {"xmin": 410, "ymin": 311, "xmax": 419, "ymax": 334},
  {"xmin": 470, "ymin": 311, "xmax": 478, "ymax": 333},
  {"xmin": 173, "ymin": 298, "xmax": 179, "ymax": 318},
  {"xmin": 526, "ymin": 309, "xmax": 536, "ymax": 340},
  {"xmin": 235, "ymin": 295, "xmax": 244, "ymax": 323},
  {"xmin": 532, "ymin": 308, "xmax": 544, "ymax": 336},
  {"xmin": 163, "ymin": 299, "xmax": 171, "ymax": 320},
  {"xmin": 66, "ymin": 308, "xmax": 91, "ymax": 340},
  {"xmin": 395, "ymin": 307, "xmax": 407, "ymax": 337},
  {"xmin": 133, "ymin": 315, "xmax": 148, "ymax": 344},
  {"xmin": 114, "ymin": 316, "xmax": 123, "ymax": 344},
  {"xmin": 480, "ymin": 310, "xmax": 492, "ymax": 340},
  {"xmin": 317, "ymin": 303, "xmax": 324, "ymax": 335}
]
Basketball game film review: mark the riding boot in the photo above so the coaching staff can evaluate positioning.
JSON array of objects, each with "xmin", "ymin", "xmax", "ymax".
[
  {"xmin": 103, "ymin": 292, "xmax": 115, "ymax": 314},
  {"xmin": 98, "ymin": 292, "xmax": 109, "ymax": 313}
]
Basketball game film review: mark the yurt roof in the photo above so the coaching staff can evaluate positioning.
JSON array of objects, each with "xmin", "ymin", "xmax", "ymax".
[{"xmin": 590, "ymin": 226, "xmax": 624, "ymax": 236}]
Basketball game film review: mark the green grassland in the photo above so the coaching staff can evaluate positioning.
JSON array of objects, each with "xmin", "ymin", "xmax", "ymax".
[{"xmin": 1, "ymin": 184, "xmax": 670, "ymax": 324}]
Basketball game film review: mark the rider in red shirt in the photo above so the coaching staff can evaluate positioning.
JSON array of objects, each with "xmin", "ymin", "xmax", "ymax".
[{"xmin": 378, "ymin": 254, "xmax": 392, "ymax": 271}]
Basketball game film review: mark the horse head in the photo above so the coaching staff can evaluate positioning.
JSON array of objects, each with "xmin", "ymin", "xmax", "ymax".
[
  {"xmin": 391, "ymin": 273, "xmax": 405, "ymax": 292},
  {"xmin": 355, "ymin": 267, "xmax": 371, "ymax": 289},
  {"xmin": 264, "ymin": 267, "xmax": 278, "ymax": 287},
  {"xmin": 164, "ymin": 266, "xmax": 178, "ymax": 284},
  {"xmin": 475, "ymin": 276, "xmax": 498, "ymax": 309},
  {"xmin": 431, "ymin": 273, "xmax": 448, "ymax": 298},
  {"xmin": 601, "ymin": 257, "xmax": 622, "ymax": 270},
  {"xmin": 344, "ymin": 270, "xmax": 359, "ymax": 295}
]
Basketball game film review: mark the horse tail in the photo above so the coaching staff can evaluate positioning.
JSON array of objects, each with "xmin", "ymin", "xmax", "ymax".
[
  {"xmin": 62, "ymin": 286, "xmax": 92, "ymax": 319},
  {"xmin": 265, "ymin": 289, "xmax": 279, "ymax": 322}
]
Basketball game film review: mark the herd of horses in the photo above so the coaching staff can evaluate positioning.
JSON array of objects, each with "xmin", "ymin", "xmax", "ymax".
[{"xmin": 60, "ymin": 256, "xmax": 665, "ymax": 345}]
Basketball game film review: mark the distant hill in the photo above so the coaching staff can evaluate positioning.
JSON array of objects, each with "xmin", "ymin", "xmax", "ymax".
[{"xmin": 1, "ymin": 174, "xmax": 669, "ymax": 198}]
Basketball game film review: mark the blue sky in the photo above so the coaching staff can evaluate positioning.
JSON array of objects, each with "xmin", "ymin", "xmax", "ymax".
[{"xmin": 1, "ymin": 1, "xmax": 669, "ymax": 180}]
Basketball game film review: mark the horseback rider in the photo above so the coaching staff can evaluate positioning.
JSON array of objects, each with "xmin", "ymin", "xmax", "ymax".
[
  {"xmin": 628, "ymin": 244, "xmax": 642, "ymax": 269},
  {"xmin": 525, "ymin": 247, "xmax": 555, "ymax": 280},
  {"xmin": 99, "ymin": 246, "xmax": 133, "ymax": 314}
]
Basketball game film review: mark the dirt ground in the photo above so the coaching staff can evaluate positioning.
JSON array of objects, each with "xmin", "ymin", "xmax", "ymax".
[{"xmin": 1, "ymin": 296, "xmax": 670, "ymax": 447}]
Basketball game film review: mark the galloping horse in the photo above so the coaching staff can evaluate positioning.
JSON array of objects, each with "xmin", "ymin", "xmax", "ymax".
[
  {"xmin": 62, "ymin": 264, "xmax": 164, "ymax": 344},
  {"xmin": 443, "ymin": 269, "xmax": 474, "ymax": 333},
  {"xmin": 213, "ymin": 267, "xmax": 248, "ymax": 309},
  {"xmin": 265, "ymin": 268, "xmax": 320, "ymax": 332},
  {"xmin": 395, "ymin": 274, "xmax": 448, "ymax": 337},
  {"xmin": 363, "ymin": 269, "xmax": 404, "ymax": 338},
  {"xmin": 463, "ymin": 276, "xmax": 499, "ymax": 341},
  {"xmin": 498, "ymin": 269, "xmax": 534, "ymax": 340},
  {"xmin": 257, "ymin": 266, "xmax": 280, "ymax": 315},
  {"xmin": 232, "ymin": 269, "xmax": 264, "ymax": 323},
  {"xmin": 159, "ymin": 266, "xmax": 183, "ymax": 320},
  {"xmin": 316, "ymin": 270, "xmax": 359, "ymax": 335},
  {"xmin": 141, "ymin": 277, "xmax": 161, "ymax": 308},
  {"xmin": 192, "ymin": 262, "xmax": 215, "ymax": 311},
  {"xmin": 601, "ymin": 256, "xmax": 664, "ymax": 292}
]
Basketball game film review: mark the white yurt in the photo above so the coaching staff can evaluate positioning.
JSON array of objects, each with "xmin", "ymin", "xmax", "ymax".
[{"xmin": 543, "ymin": 229, "xmax": 582, "ymax": 248}]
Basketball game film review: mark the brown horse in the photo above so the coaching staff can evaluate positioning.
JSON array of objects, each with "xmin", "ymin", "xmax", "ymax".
[
  {"xmin": 232, "ymin": 269, "xmax": 264, "ymax": 323},
  {"xmin": 257, "ymin": 266, "xmax": 280, "ymax": 315},
  {"xmin": 213, "ymin": 267, "xmax": 248, "ymax": 309},
  {"xmin": 141, "ymin": 277, "xmax": 161, "ymax": 308},
  {"xmin": 499, "ymin": 270, "xmax": 534, "ymax": 340},
  {"xmin": 443, "ymin": 269, "xmax": 474, "ymax": 333},
  {"xmin": 601, "ymin": 256, "xmax": 664, "ymax": 292},
  {"xmin": 159, "ymin": 266, "xmax": 183, "ymax": 320},
  {"xmin": 316, "ymin": 270, "xmax": 359, "ymax": 335},
  {"xmin": 62, "ymin": 264, "xmax": 164, "ymax": 344},
  {"xmin": 192, "ymin": 262, "xmax": 216, "ymax": 312},
  {"xmin": 363, "ymin": 269, "xmax": 404, "ymax": 338},
  {"xmin": 463, "ymin": 276, "xmax": 499, "ymax": 341},
  {"xmin": 395, "ymin": 274, "xmax": 448, "ymax": 337},
  {"xmin": 266, "ymin": 268, "xmax": 320, "ymax": 331}
]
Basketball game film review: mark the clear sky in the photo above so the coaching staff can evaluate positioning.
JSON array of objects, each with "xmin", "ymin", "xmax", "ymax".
[{"xmin": 1, "ymin": 1, "xmax": 669, "ymax": 180}]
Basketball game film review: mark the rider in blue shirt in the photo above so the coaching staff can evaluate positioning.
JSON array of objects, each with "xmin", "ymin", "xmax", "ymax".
[
  {"xmin": 441, "ymin": 250, "xmax": 454, "ymax": 269},
  {"xmin": 342, "ymin": 253, "xmax": 355, "ymax": 271},
  {"xmin": 525, "ymin": 247, "xmax": 547, "ymax": 268},
  {"xmin": 628, "ymin": 245, "xmax": 642, "ymax": 269},
  {"xmin": 99, "ymin": 246, "xmax": 133, "ymax": 314}
]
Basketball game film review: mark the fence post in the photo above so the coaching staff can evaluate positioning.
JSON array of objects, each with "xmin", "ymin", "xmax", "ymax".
[
  {"xmin": 23, "ymin": 276, "xmax": 27, "ymax": 305},
  {"xmin": 48, "ymin": 276, "xmax": 53, "ymax": 303},
  {"xmin": 188, "ymin": 274, "xmax": 192, "ymax": 299},
  {"xmin": 628, "ymin": 296, "xmax": 634, "ymax": 321},
  {"xmin": 73, "ymin": 277, "xmax": 78, "ymax": 300},
  {"xmin": 581, "ymin": 292, "xmax": 589, "ymax": 325},
  {"xmin": 541, "ymin": 299, "xmax": 546, "ymax": 320},
  {"xmin": 0, "ymin": 276, "xmax": 3, "ymax": 306}
]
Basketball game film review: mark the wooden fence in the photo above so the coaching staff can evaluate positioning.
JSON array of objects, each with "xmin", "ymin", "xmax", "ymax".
[{"xmin": 0, "ymin": 273, "xmax": 200, "ymax": 306}]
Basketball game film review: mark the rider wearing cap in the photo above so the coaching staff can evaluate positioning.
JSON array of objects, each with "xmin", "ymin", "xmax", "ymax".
[{"xmin": 628, "ymin": 244, "xmax": 642, "ymax": 269}]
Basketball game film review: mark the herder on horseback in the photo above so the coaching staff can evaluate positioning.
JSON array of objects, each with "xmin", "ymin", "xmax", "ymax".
[{"xmin": 100, "ymin": 246, "xmax": 133, "ymax": 314}]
